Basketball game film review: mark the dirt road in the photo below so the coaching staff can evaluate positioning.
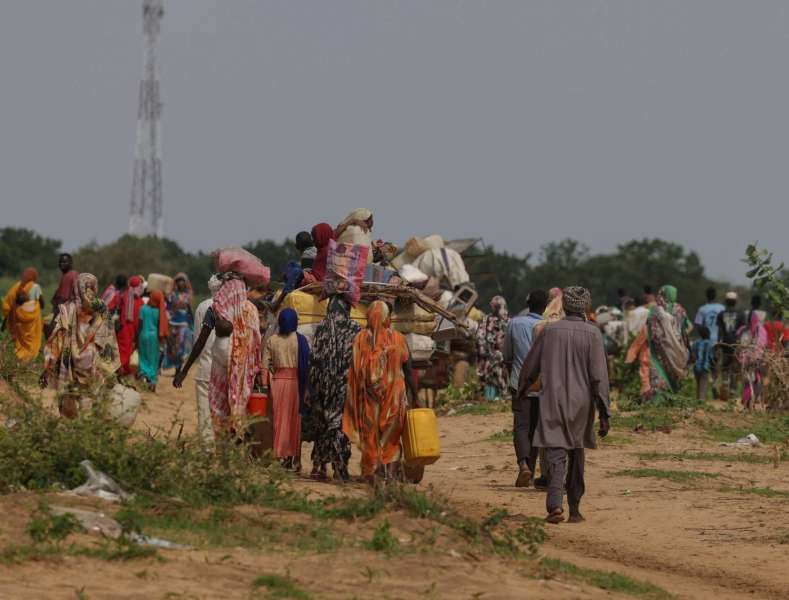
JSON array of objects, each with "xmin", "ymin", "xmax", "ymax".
[{"xmin": 1, "ymin": 372, "xmax": 787, "ymax": 599}]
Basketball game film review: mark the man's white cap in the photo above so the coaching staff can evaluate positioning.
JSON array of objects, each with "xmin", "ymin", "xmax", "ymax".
[{"xmin": 725, "ymin": 291, "xmax": 738, "ymax": 301}]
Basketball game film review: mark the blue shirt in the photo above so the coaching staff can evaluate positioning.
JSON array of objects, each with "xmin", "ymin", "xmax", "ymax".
[
  {"xmin": 692, "ymin": 339, "xmax": 714, "ymax": 374},
  {"xmin": 694, "ymin": 302, "xmax": 725, "ymax": 343},
  {"xmin": 504, "ymin": 312, "xmax": 543, "ymax": 392}
]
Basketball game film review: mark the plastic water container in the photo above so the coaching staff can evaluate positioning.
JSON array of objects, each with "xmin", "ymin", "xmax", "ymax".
[
  {"xmin": 248, "ymin": 392, "xmax": 269, "ymax": 417},
  {"xmin": 402, "ymin": 408, "xmax": 441, "ymax": 466}
]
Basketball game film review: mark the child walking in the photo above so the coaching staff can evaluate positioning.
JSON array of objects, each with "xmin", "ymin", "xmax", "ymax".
[{"xmin": 692, "ymin": 326, "xmax": 714, "ymax": 400}]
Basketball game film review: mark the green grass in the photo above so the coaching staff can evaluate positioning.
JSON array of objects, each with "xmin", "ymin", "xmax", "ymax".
[
  {"xmin": 540, "ymin": 557, "xmax": 675, "ymax": 600},
  {"xmin": 486, "ymin": 429, "xmax": 512, "ymax": 442},
  {"xmin": 698, "ymin": 414, "xmax": 789, "ymax": 444},
  {"xmin": 635, "ymin": 451, "xmax": 785, "ymax": 465},
  {"xmin": 252, "ymin": 574, "xmax": 312, "ymax": 600},
  {"xmin": 599, "ymin": 433, "xmax": 635, "ymax": 446},
  {"xmin": 614, "ymin": 468, "xmax": 721, "ymax": 484},
  {"xmin": 364, "ymin": 519, "xmax": 400, "ymax": 555},
  {"xmin": 719, "ymin": 486, "xmax": 789, "ymax": 499},
  {"xmin": 611, "ymin": 407, "xmax": 683, "ymax": 432}
]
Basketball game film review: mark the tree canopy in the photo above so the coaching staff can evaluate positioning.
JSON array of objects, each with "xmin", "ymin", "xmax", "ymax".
[{"xmin": 1, "ymin": 227, "xmax": 742, "ymax": 314}]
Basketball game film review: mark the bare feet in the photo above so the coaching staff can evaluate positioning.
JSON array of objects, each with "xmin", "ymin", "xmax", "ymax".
[
  {"xmin": 567, "ymin": 513, "xmax": 586, "ymax": 523},
  {"xmin": 545, "ymin": 508, "xmax": 565, "ymax": 524}
]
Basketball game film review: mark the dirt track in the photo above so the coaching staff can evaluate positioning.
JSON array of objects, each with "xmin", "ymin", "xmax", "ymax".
[{"xmin": 1, "ymin": 372, "xmax": 787, "ymax": 599}]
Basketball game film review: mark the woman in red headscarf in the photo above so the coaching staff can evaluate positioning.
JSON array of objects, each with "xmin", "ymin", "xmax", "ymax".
[
  {"xmin": 303, "ymin": 223, "xmax": 336, "ymax": 283},
  {"xmin": 109, "ymin": 275, "xmax": 144, "ymax": 375},
  {"xmin": 2, "ymin": 267, "xmax": 45, "ymax": 362}
]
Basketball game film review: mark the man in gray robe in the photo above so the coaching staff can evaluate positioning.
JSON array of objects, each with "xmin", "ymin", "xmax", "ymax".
[{"xmin": 517, "ymin": 286, "xmax": 610, "ymax": 523}]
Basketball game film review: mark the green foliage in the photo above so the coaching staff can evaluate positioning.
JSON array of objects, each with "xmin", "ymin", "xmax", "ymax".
[
  {"xmin": 471, "ymin": 237, "xmax": 725, "ymax": 314},
  {"xmin": 26, "ymin": 502, "xmax": 83, "ymax": 545},
  {"xmin": 540, "ymin": 557, "xmax": 675, "ymax": 600},
  {"xmin": 720, "ymin": 486, "xmax": 789, "ymax": 499},
  {"xmin": 744, "ymin": 243, "xmax": 788, "ymax": 317},
  {"xmin": 73, "ymin": 235, "xmax": 214, "ymax": 296},
  {"xmin": 698, "ymin": 413, "xmax": 789, "ymax": 444},
  {"xmin": 364, "ymin": 519, "xmax": 400, "ymax": 555},
  {"xmin": 0, "ymin": 394, "xmax": 278, "ymax": 505},
  {"xmin": 615, "ymin": 468, "xmax": 720, "ymax": 484},
  {"xmin": 252, "ymin": 574, "xmax": 312, "ymax": 600},
  {"xmin": 0, "ymin": 227, "xmax": 62, "ymax": 279}
]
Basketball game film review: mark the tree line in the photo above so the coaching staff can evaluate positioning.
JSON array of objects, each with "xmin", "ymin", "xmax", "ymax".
[{"xmin": 0, "ymin": 227, "xmax": 749, "ymax": 315}]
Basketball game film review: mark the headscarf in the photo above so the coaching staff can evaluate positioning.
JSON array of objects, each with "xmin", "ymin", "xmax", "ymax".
[
  {"xmin": 73, "ymin": 273, "xmax": 100, "ymax": 313},
  {"xmin": 562, "ymin": 286, "xmax": 592, "ymax": 316},
  {"xmin": 277, "ymin": 308, "xmax": 311, "ymax": 414},
  {"xmin": 123, "ymin": 275, "xmax": 144, "ymax": 322},
  {"xmin": 208, "ymin": 274, "xmax": 223, "ymax": 297},
  {"xmin": 341, "ymin": 208, "xmax": 373, "ymax": 229},
  {"xmin": 282, "ymin": 261, "xmax": 304, "ymax": 294},
  {"xmin": 657, "ymin": 285, "xmax": 677, "ymax": 313},
  {"xmin": 367, "ymin": 300, "xmax": 391, "ymax": 346},
  {"xmin": 310, "ymin": 223, "xmax": 336, "ymax": 281},
  {"xmin": 174, "ymin": 272, "xmax": 191, "ymax": 290},
  {"xmin": 148, "ymin": 290, "xmax": 169, "ymax": 339},
  {"xmin": 278, "ymin": 308, "xmax": 299, "ymax": 335},
  {"xmin": 21, "ymin": 268, "xmax": 38, "ymax": 285},
  {"xmin": 213, "ymin": 277, "xmax": 262, "ymax": 418},
  {"xmin": 490, "ymin": 295, "xmax": 508, "ymax": 319}
]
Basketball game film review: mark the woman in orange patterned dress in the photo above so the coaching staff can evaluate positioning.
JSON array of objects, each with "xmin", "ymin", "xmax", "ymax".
[{"xmin": 343, "ymin": 300, "xmax": 418, "ymax": 482}]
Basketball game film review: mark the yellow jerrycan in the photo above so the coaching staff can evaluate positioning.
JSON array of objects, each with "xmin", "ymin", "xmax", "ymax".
[{"xmin": 402, "ymin": 408, "xmax": 441, "ymax": 466}]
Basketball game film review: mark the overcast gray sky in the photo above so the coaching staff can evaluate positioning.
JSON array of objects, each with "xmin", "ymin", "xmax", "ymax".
[{"xmin": 1, "ymin": 1, "xmax": 787, "ymax": 282}]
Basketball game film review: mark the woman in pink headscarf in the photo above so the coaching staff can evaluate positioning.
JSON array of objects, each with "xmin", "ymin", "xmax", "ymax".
[{"xmin": 109, "ymin": 275, "xmax": 144, "ymax": 375}]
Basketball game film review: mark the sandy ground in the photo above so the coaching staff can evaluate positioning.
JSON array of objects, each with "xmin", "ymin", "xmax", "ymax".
[{"xmin": 1, "ymin": 371, "xmax": 787, "ymax": 599}]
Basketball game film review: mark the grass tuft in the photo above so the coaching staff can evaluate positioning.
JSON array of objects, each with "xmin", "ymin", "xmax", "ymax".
[
  {"xmin": 540, "ymin": 557, "xmax": 675, "ymax": 600},
  {"xmin": 615, "ymin": 468, "xmax": 720, "ymax": 484},
  {"xmin": 635, "ymin": 451, "xmax": 784, "ymax": 465},
  {"xmin": 252, "ymin": 574, "xmax": 312, "ymax": 599},
  {"xmin": 719, "ymin": 486, "xmax": 789, "ymax": 499},
  {"xmin": 364, "ymin": 519, "xmax": 400, "ymax": 555}
]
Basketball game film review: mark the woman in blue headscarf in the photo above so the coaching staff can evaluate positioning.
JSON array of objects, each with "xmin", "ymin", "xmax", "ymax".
[{"xmin": 262, "ymin": 308, "xmax": 310, "ymax": 470}]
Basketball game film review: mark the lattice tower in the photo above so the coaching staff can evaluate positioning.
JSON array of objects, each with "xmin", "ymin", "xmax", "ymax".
[{"xmin": 129, "ymin": 0, "xmax": 164, "ymax": 237}]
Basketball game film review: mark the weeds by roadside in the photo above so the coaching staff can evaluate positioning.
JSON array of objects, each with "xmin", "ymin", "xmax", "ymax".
[
  {"xmin": 635, "ymin": 450, "xmax": 785, "ymax": 465},
  {"xmin": 252, "ymin": 573, "xmax": 312, "ymax": 600},
  {"xmin": 614, "ymin": 468, "xmax": 721, "ymax": 484},
  {"xmin": 540, "ymin": 557, "xmax": 675, "ymax": 600},
  {"xmin": 719, "ymin": 486, "xmax": 789, "ymax": 499}
]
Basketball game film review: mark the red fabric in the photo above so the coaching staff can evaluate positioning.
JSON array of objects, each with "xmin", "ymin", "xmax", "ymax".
[
  {"xmin": 310, "ymin": 223, "xmax": 336, "ymax": 281},
  {"xmin": 110, "ymin": 292, "xmax": 142, "ymax": 375},
  {"xmin": 54, "ymin": 270, "xmax": 79, "ymax": 303},
  {"xmin": 148, "ymin": 290, "xmax": 169, "ymax": 339},
  {"xmin": 765, "ymin": 320, "xmax": 789, "ymax": 352}
]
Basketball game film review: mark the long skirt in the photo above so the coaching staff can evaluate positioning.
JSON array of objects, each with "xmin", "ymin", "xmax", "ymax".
[
  {"xmin": 137, "ymin": 331, "xmax": 160, "ymax": 384},
  {"xmin": 271, "ymin": 367, "xmax": 301, "ymax": 458},
  {"xmin": 116, "ymin": 321, "xmax": 137, "ymax": 375}
]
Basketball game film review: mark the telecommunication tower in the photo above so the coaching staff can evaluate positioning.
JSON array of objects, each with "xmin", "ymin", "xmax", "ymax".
[{"xmin": 129, "ymin": 0, "xmax": 164, "ymax": 237}]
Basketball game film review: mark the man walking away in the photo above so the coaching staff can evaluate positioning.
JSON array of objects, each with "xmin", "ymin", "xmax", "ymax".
[
  {"xmin": 518, "ymin": 286, "xmax": 610, "ymax": 524},
  {"xmin": 694, "ymin": 287, "xmax": 725, "ymax": 343},
  {"xmin": 504, "ymin": 289, "xmax": 547, "ymax": 488},
  {"xmin": 717, "ymin": 292, "xmax": 745, "ymax": 401}
]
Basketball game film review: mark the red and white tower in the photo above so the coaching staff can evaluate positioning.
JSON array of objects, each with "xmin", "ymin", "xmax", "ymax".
[{"xmin": 129, "ymin": 0, "xmax": 164, "ymax": 237}]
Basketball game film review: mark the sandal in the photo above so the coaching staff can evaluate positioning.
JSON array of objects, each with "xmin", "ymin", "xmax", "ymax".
[{"xmin": 545, "ymin": 508, "xmax": 565, "ymax": 524}]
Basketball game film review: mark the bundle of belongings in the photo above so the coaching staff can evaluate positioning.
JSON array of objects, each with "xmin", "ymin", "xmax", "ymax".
[{"xmin": 277, "ymin": 233, "xmax": 475, "ymax": 364}]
